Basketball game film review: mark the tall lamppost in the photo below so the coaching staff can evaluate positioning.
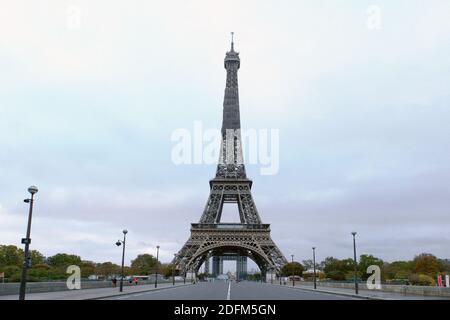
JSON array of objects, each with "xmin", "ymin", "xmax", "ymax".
[
  {"xmin": 115, "ymin": 229, "xmax": 128, "ymax": 292},
  {"xmin": 291, "ymin": 254, "xmax": 295, "ymax": 287},
  {"xmin": 312, "ymin": 247, "xmax": 317, "ymax": 290},
  {"xmin": 155, "ymin": 245, "xmax": 160, "ymax": 288},
  {"xmin": 19, "ymin": 186, "xmax": 38, "ymax": 300},
  {"xmin": 172, "ymin": 253, "xmax": 176, "ymax": 286},
  {"xmin": 351, "ymin": 232, "xmax": 358, "ymax": 294}
]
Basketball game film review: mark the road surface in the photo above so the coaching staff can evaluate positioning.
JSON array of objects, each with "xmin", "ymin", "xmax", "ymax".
[{"xmin": 105, "ymin": 281, "xmax": 357, "ymax": 300}]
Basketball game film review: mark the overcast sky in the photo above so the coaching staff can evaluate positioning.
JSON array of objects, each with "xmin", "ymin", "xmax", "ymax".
[{"xmin": 1, "ymin": 0, "xmax": 449, "ymax": 268}]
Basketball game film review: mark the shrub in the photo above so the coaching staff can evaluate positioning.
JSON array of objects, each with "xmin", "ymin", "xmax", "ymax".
[{"xmin": 408, "ymin": 273, "xmax": 436, "ymax": 286}]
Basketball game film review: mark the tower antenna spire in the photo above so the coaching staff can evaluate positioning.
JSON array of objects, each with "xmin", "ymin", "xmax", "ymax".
[{"xmin": 231, "ymin": 32, "xmax": 234, "ymax": 51}]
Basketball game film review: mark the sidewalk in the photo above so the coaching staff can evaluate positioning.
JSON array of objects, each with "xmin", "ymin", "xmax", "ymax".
[
  {"xmin": 272, "ymin": 282, "xmax": 450, "ymax": 300},
  {"xmin": 0, "ymin": 282, "xmax": 192, "ymax": 300}
]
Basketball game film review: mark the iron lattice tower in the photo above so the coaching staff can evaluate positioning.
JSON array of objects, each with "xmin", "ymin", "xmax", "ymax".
[{"xmin": 173, "ymin": 35, "xmax": 287, "ymax": 279}]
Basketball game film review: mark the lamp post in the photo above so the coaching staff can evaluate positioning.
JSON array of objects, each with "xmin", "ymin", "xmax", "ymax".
[
  {"xmin": 19, "ymin": 186, "xmax": 38, "ymax": 300},
  {"xmin": 115, "ymin": 229, "xmax": 128, "ymax": 292},
  {"xmin": 291, "ymin": 254, "xmax": 295, "ymax": 287},
  {"xmin": 172, "ymin": 254, "xmax": 176, "ymax": 286},
  {"xmin": 312, "ymin": 247, "xmax": 317, "ymax": 290},
  {"xmin": 155, "ymin": 245, "xmax": 160, "ymax": 288},
  {"xmin": 351, "ymin": 232, "xmax": 358, "ymax": 294}
]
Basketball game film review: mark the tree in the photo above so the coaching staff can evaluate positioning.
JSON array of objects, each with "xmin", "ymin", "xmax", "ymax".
[
  {"xmin": 0, "ymin": 245, "xmax": 23, "ymax": 267},
  {"xmin": 130, "ymin": 254, "xmax": 159, "ymax": 275},
  {"xmin": 409, "ymin": 274, "xmax": 436, "ymax": 286},
  {"xmin": 302, "ymin": 259, "xmax": 314, "ymax": 270},
  {"xmin": 160, "ymin": 263, "xmax": 176, "ymax": 278},
  {"xmin": 358, "ymin": 254, "xmax": 384, "ymax": 280},
  {"xmin": 438, "ymin": 259, "xmax": 450, "ymax": 273},
  {"xmin": 95, "ymin": 262, "xmax": 120, "ymax": 277},
  {"xmin": 322, "ymin": 257, "xmax": 353, "ymax": 281},
  {"xmin": 247, "ymin": 273, "xmax": 261, "ymax": 281},
  {"xmin": 47, "ymin": 253, "xmax": 82, "ymax": 267},
  {"xmin": 281, "ymin": 262, "xmax": 304, "ymax": 277},
  {"xmin": 28, "ymin": 264, "xmax": 52, "ymax": 281},
  {"xmin": 29, "ymin": 250, "xmax": 45, "ymax": 266},
  {"xmin": 80, "ymin": 261, "xmax": 96, "ymax": 278},
  {"xmin": 413, "ymin": 253, "xmax": 440, "ymax": 277},
  {"xmin": 2, "ymin": 265, "xmax": 21, "ymax": 281},
  {"xmin": 383, "ymin": 260, "xmax": 414, "ymax": 280}
]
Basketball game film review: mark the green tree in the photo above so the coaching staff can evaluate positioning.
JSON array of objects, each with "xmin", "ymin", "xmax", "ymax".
[
  {"xmin": 438, "ymin": 259, "xmax": 450, "ymax": 273},
  {"xmin": 123, "ymin": 266, "xmax": 133, "ymax": 276},
  {"xmin": 29, "ymin": 250, "xmax": 45, "ymax": 266},
  {"xmin": 160, "ymin": 263, "xmax": 176, "ymax": 278},
  {"xmin": 80, "ymin": 261, "xmax": 96, "ymax": 278},
  {"xmin": 383, "ymin": 260, "xmax": 413, "ymax": 280},
  {"xmin": 247, "ymin": 273, "xmax": 261, "ymax": 281},
  {"xmin": 281, "ymin": 262, "xmax": 304, "ymax": 277},
  {"xmin": 2, "ymin": 265, "xmax": 21, "ymax": 281},
  {"xmin": 28, "ymin": 264, "xmax": 52, "ymax": 281},
  {"xmin": 413, "ymin": 253, "xmax": 440, "ymax": 277},
  {"xmin": 358, "ymin": 254, "xmax": 384, "ymax": 280},
  {"xmin": 131, "ymin": 254, "xmax": 159, "ymax": 275},
  {"xmin": 0, "ymin": 245, "xmax": 23, "ymax": 267},
  {"xmin": 47, "ymin": 253, "xmax": 82, "ymax": 267},
  {"xmin": 95, "ymin": 262, "xmax": 120, "ymax": 277},
  {"xmin": 322, "ymin": 257, "xmax": 354, "ymax": 281},
  {"xmin": 409, "ymin": 273, "xmax": 436, "ymax": 286}
]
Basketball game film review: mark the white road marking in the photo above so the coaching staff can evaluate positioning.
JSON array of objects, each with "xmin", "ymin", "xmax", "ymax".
[{"xmin": 226, "ymin": 282, "xmax": 231, "ymax": 300}]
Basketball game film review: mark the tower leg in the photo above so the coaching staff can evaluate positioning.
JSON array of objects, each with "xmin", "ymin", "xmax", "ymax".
[{"xmin": 204, "ymin": 256, "xmax": 210, "ymax": 276}]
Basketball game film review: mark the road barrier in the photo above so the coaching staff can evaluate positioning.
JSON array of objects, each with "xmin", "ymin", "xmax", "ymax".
[
  {"xmin": 0, "ymin": 279, "xmax": 182, "ymax": 296},
  {"xmin": 305, "ymin": 281, "xmax": 450, "ymax": 298}
]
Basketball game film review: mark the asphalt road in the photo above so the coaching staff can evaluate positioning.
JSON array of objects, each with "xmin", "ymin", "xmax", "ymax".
[{"xmin": 107, "ymin": 281, "xmax": 357, "ymax": 300}]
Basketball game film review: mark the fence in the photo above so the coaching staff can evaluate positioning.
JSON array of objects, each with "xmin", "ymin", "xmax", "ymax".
[{"xmin": 0, "ymin": 278, "xmax": 182, "ymax": 296}]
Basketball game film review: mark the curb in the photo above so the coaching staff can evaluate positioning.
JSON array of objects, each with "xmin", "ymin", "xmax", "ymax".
[
  {"xmin": 88, "ymin": 283, "xmax": 194, "ymax": 300},
  {"xmin": 269, "ymin": 284, "xmax": 384, "ymax": 300}
]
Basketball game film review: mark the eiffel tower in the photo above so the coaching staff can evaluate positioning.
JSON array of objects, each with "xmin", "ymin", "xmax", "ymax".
[{"xmin": 173, "ymin": 34, "xmax": 287, "ymax": 280}]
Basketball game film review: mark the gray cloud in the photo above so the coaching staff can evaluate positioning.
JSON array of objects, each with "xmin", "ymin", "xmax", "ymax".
[{"xmin": 1, "ymin": 1, "xmax": 450, "ymax": 266}]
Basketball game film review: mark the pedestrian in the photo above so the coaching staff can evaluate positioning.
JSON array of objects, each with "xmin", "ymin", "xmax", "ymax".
[
  {"xmin": 112, "ymin": 277, "xmax": 117, "ymax": 287},
  {"xmin": 134, "ymin": 277, "xmax": 138, "ymax": 285}
]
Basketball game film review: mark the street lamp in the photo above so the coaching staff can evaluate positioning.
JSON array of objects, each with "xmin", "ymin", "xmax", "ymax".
[
  {"xmin": 172, "ymin": 254, "xmax": 176, "ymax": 286},
  {"xmin": 19, "ymin": 186, "xmax": 38, "ymax": 300},
  {"xmin": 116, "ymin": 229, "xmax": 128, "ymax": 292},
  {"xmin": 351, "ymin": 232, "xmax": 358, "ymax": 294},
  {"xmin": 312, "ymin": 247, "xmax": 317, "ymax": 290},
  {"xmin": 291, "ymin": 254, "xmax": 295, "ymax": 287},
  {"xmin": 155, "ymin": 245, "xmax": 160, "ymax": 288}
]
